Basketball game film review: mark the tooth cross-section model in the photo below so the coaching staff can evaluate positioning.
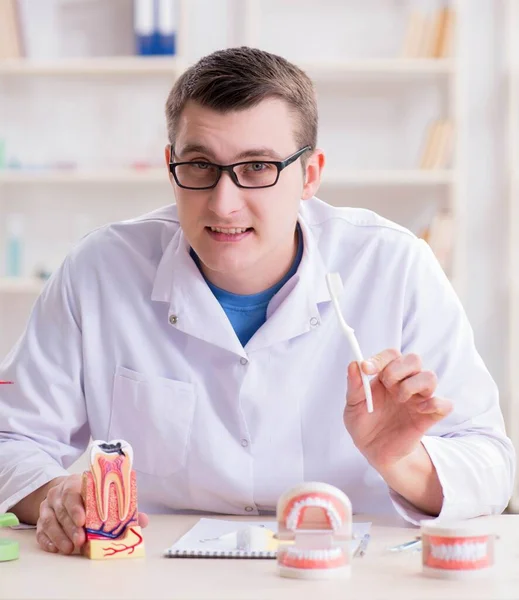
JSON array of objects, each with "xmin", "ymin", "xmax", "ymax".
[
  {"xmin": 276, "ymin": 482, "xmax": 352, "ymax": 579},
  {"xmin": 81, "ymin": 439, "xmax": 145, "ymax": 560}
]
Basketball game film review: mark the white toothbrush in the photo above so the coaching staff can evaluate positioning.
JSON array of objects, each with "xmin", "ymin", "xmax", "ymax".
[{"xmin": 326, "ymin": 272, "xmax": 374, "ymax": 413}]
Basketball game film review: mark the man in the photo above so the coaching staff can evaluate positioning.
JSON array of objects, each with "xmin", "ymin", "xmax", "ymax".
[{"xmin": 0, "ymin": 47, "xmax": 514, "ymax": 555}]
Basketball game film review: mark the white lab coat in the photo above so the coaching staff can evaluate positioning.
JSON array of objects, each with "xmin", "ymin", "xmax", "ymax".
[{"xmin": 0, "ymin": 197, "xmax": 514, "ymax": 524}]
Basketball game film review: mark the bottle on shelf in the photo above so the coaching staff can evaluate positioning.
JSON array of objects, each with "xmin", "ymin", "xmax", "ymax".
[{"xmin": 4, "ymin": 213, "xmax": 24, "ymax": 278}]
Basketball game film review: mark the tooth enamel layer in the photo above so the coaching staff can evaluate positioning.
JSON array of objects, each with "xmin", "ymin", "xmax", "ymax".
[
  {"xmin": 430, "ymin": 542, "xmax": 488, "ymax": 563},
  {"xmin": 210, "ymin": 227, "xmax": 248, "ymax": 234},
  {"xmin": 286, "ymin": 547, "xmax": 344, "ymax": 561},
  {"xmin": 90, "ymin": 441, "xmax": 133, "ymax": 522},
  {"xmin": 286, "ymin": 496, "xmax": 343, "ymax": 531}
]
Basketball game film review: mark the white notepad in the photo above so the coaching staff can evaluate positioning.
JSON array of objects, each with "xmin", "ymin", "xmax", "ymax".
[{"xmin": 163, "ymin": 518, "xmax": 371, "ymax": 559}]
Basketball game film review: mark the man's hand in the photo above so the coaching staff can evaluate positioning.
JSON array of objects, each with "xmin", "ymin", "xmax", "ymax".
[
  {"xmin": 344, "ymin": 348, "xmax": 453, "ymax": 471},
  {"xmin": 36, "ymin": 474, "xmax": 149, "ymax": 554}
]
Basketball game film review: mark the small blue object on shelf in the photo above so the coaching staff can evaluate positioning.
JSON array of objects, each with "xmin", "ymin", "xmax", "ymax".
[
  {"xmin": 5, "ymin": 213, "xmax": 24, "ymax": 278},
  {"xmin": 157, "ymin": 0, "xmax": 176, "ymax": 55},
  {"xmin": 134, "ymin": 0, "xmax": 176, "ymax": 56}
]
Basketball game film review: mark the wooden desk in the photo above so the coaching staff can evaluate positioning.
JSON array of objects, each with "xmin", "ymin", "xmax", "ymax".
[{"xmin": 1, "ymin": 514, "xmax": 518, "ymax": 600}]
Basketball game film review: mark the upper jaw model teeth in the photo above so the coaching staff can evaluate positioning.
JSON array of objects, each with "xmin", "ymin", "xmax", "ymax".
[
  {"xmin": 90, "ymin": 439, "xmax": 134, "ymax": 522},
  {"xmin": 286, "ymin": 496, "xmax": 342, "ymax": 531}
]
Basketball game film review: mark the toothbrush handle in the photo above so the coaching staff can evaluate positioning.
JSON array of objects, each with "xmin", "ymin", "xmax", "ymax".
[{"xmin": 343, "ymin": 328, "xmax": 374, "ymax": 414}]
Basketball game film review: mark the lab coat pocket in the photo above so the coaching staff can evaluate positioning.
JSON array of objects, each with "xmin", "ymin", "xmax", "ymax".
[{"xmin": 109, "ymin": 365, "xmax": 196, "ymax": 476}]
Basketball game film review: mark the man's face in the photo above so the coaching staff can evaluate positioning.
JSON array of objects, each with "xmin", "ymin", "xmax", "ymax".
[{"xmin": 166, "ymin": 98, "xmax": 323, "ymax": 294}]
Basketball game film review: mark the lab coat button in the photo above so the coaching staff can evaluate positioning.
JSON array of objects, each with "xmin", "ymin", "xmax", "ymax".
[
  {"xmin": 241, "ymin": 439, "xmax": 249, "ymax": 447},
  {"xmin": 245, "ymin": 506, "xmax": 254, "ymax": 512},
  {"xmin": 240, "ymin": 357, "xmax": 248, "ymax": 365},
  {"xmin": 310, "ymin": 317, "xmax": 320, "ymax": 327},
  {"xmin": 169, "ymin": 315, "xmax": 178, "ymax": 325}
]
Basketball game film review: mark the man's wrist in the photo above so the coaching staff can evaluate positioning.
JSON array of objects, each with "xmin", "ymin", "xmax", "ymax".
[
  {"xmin": 10, "ymin": 476, "xmax": 67, "ymax": 525},
  {"xmin": 371, "ymin": 443, "xmax": 444, "ymax": 517}
]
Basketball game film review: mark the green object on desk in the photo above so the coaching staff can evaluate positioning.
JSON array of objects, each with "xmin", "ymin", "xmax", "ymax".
[{"xmin": 0, "ymin": 513, "xmax": 20, "ymax": 562}]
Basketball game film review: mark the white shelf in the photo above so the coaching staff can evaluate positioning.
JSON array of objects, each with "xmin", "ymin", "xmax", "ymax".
[
  {"xmin": 303, "ymin": 59, "xmax": 455, "ymax": 79},
  {"xmin": 0, "ymin": 168, "xmax": 169, "ymax": 184},
  {"xmin": 0, "ymin": 277, "xmax": 45, "ymax": 294},
  {"xmin": 0, "ymin": 168, "xmax": 453, "ymax": 186},
  {"xmin": 322, "ymin": 169, "xmax": 454, "ymax": 185},
  {"xmin": 0, "ymin": 56, "xmax": 186, "ymax": 76},
  {"xmin": 0, "ymin": 57, "xmax": 454, "ymax": 78}
]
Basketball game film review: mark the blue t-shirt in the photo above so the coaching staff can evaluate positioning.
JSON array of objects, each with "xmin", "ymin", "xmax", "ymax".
[{"xmin": 191, "ymin": 225, "xmax": 303, "ymax": 346}]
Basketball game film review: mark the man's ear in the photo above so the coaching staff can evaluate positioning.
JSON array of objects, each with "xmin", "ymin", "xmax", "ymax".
[
  {"xmin": 164, "ymin": 144, "xmax": 172, "ymax": 165},
  {"xmin": 302, "ymin": 149, "xmax": 325, "ymax": 200}
]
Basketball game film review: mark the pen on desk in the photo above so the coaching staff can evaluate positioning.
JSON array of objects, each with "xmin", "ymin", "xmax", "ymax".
[
  {"xmin": 354, "ymin": 533, "xmax": 370, "ymax": 557},
  {"xmin": 387, "ymin": 538, "xmax": 422, "ymax": 553},
  {"xmin": 0, "ymin": 381, "xmax": 14, "ymax": 385}
]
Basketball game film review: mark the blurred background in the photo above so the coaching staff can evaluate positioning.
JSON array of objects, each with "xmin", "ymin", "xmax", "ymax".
[{"xmin": 0, "ymin": 0, "xmax": 518, "ymax": 509}]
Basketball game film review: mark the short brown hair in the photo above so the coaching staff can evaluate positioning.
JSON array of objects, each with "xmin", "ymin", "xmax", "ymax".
[{"xmin": 165, "ymin": 46, "xmax": 318, "ymax": 154}]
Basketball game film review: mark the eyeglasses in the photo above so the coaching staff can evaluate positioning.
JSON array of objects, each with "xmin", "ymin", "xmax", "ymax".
[{"xmin": 168, "ymin": 145, "xmax": 311, "ymax": 190}]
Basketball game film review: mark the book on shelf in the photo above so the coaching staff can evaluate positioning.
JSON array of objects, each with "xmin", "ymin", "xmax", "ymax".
[
  {"xmin": 419, "ymin": 119, "xmax": 454, "ymax": 170},
  {"xmin": 420, "ymin": 212, "xmax": 455, "ymax": 271},
  {"xmin": 401, "ymin": 6, "xmax": 455, "ymax": 59},
  {"xmin": 134, "ymin": 0, "xmax": 177, "ymax": 56},
  {"xmin": 0, "ymin": 0, "xmax": 22, "ymax": 59}
]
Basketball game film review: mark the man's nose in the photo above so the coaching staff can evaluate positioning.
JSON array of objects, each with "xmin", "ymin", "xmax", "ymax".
[{"xmin": 207, "ymin": 170, "xmax": 245, "ymax": 217}]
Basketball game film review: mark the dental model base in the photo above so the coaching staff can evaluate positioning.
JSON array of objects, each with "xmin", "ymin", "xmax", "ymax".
[
  {"xmin": 81, "ymin": 439, "xmax": 145, "ymax": 560},
  {"xmin": 276, "ymin": 482, "xmax": 352, "ymax": 579}
]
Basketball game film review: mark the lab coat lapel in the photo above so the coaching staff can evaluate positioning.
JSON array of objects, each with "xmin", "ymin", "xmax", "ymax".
[
  {"xmin": 245, "ymin": 215, "xmax": 331, "ymax": 352},
  {"xmin": 151, "ymin": 227, "xmax": 246, "ymax": 357}
]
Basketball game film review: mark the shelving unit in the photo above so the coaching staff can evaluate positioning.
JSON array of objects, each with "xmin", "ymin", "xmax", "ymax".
[
  {"xmin": 0, "ymin": 56, "xmax": 185, "ymax": 76},
  {"xmin": 0, "ymin": 57, "xmax": 454, "ymax": 78},
  {"xmin": 506, "ymin": 0, "xmax": 519, "ymax": 513},
  {"xmin": 0, "ymin": 0, "xmax": 465, "ymax": 359},
  {"xmin": 0, "ymin": 167, "xmax": 454, "ymax": 186},
  {"xmin": 0, "ymin": 277, "xmax": 44, "ymax": 294}
]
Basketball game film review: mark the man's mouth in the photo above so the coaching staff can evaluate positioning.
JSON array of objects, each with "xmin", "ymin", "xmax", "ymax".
[
  {"xmin": 207, "ymin": 226, "xmax": 253, "ymax": 234},
  {"xmin": 205, "ymin": 226, "xmax": 254, "ymax": 241}
]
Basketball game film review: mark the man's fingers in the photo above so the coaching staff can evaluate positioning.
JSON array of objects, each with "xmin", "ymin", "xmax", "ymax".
[
  {"xmin": 394, "ymin": 371, "xmax": 438, "ymax": 404},
  {"xmin": 61, "ymin": 475, "xmax": 85, "ymax": 525},
  {"xmin": 416, "ymin": 396, "xmax": 453, "ymax": 419},
  {"xmin": 53, "ymin": 499, "xmax": 83, "ymax": 549},
  {"xmin": 37, "ymin": 502, "xmax": 74, "ymax": 555},
  {"xmin": 362, "ymin": 348, "xmax": 401, "ymax": 375},
  {"xmin": 378, "ymin": 353, "xmax": 423, "ymax": 389},
  {"xmin": 346, "ymin": 361, "xmax": 365, "ymax": 406},
  {"xmin": 36, "ymin": 529, "xmax": 58, "ymax": 553},
  {"xmin": 138, "ymin": 512, "xmax": 149, "ymax": 528}
]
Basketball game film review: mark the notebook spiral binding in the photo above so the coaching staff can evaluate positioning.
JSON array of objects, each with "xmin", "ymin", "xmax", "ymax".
[{"xmin": 164, "ymin": 548, "xmax": 276, "ymax": 559}]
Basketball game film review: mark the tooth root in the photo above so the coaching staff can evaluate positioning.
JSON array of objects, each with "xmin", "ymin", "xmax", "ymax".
[
  {"xmin": 120, "ymin": 453, "xmax": 132, "ymax": 519},
  {"xmin": 91, "ymin": 456, "xmax": 107, "ymax": 522},
  {"xmin": 90, "ymin": 446, "xmax": 132, "ymax": 522}
]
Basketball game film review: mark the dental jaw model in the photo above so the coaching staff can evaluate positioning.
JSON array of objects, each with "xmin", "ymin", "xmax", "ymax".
[
  {"xmin": 81, "ymin": 439, "xmax": 145, "ymax": 560},
  {"xmin": 276, "ymin": 482, "xmax": 352, "ymax": 579}
]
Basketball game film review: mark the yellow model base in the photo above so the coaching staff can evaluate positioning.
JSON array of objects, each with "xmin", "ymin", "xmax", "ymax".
[{"xmin": 83, "ymin": 525, "xmax": 145, "ymax": 560}]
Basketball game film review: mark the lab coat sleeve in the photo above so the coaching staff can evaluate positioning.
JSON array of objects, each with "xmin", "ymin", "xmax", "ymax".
[
  {"xmin": 388, "ymin": 239, "xmax": 515, "ymax": 525},
  {"xmin": 0, "ymin": 255, "xmax": 90, "ymax": 514}
]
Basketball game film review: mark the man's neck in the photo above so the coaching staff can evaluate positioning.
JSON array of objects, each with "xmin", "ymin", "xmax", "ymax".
[{"xmin": 199, "ymin": 228, "xmax": 300, "ymax": 295}]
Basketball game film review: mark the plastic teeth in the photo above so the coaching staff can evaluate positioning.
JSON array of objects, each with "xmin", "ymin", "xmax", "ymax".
[
  {"xmin": 430, "ymin": 542, "xmax": 488, "ymax": 562},
  {"xmin": 286, "ymin": 496, "xmax": 342, "ymax": 531},
  {"xmin": 285, "ymin": 546, "xmax": 343, "ymax": 561}
]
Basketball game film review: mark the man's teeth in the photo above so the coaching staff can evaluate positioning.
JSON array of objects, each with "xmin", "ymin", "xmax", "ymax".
[
  {"xmin": 210, "ymin": 227, "xmax": 249, "ymax": 234},
  {"xmin": 286, "ymin": 497, "xmax": 342, "ymax": 531}
]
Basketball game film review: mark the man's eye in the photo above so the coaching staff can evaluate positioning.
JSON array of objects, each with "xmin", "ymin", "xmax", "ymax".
[
  {"xmin": 192, "ymin": 162, "xmax": 210, "ymax": 170},
  {"xmin": 247, "ymin": 163, "xmax": 266, "ymax": 171}
]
